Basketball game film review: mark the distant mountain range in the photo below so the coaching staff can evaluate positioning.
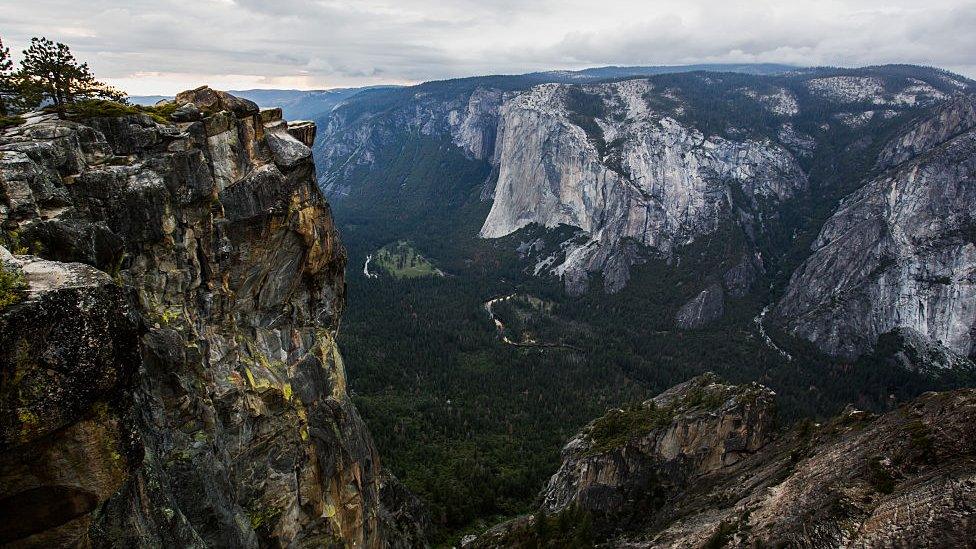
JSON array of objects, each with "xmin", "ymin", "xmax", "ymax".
[{"xmin": 128, "ymin": 64, "xmax": 803, "ymax": 120}]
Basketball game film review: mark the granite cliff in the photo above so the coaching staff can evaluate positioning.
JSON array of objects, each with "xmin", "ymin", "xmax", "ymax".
[
  {"xmin": 775, "ymin": 95, "xmax": 976, "ymax": 361},
  {"xmin": 0, "ymin": 88, "xmax": 426, "ymax": 547},
  {"xmin": 317, "ymin": 66, "xmax": 972, "ymax": 297},
  {"xmin": 479, "ymin": 79, "xmax": 807, "ymax": 293},
  {"xmin": 469, "ymin": 375, "xmax": 976, "ymax": 548},
  {"xmin": 317, "ymin": 66, "xmax": 976, "ymax": 365}
]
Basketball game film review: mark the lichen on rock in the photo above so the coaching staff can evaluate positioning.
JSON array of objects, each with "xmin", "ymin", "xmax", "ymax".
[{"xmin": 0, "ymin": 90, "xmax": 426, "ymax": 547}]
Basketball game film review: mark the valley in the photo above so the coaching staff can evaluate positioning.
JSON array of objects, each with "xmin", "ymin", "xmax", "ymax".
[
  {"xmin": 314, "ymin": 63, "xmax": 976, "ymax": 544},
  {"xmin": 3, "ymin": 2, "xmax": 976, "ymax": 545},
  {"xmin": 2, "ymin": 51, "xmax": 975, "ymax": 546}
]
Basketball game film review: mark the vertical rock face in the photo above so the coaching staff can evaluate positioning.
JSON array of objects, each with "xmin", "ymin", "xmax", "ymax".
[
  {"xmin": 775, "ymin": 95, "xmax": 976, "ymax": 360},
  {"xmin": 480, "ymin": 80, "xmax": 807, "ymax": 292},
  {"xmin": 675, "ymin": 283, "xmax": 726, "ymax": 329},
  {"xmin": 0, "ymin": 89, "xmax": 425, "ymax": 547}
]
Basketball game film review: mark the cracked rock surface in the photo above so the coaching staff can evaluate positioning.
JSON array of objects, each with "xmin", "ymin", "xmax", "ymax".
[{"xmin": 0, "ymin": 91, "xmax": 426, "ymax": 548}]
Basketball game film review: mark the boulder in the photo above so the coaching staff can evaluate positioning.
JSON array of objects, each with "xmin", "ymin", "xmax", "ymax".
[
  {"xmin": 287, "ymin": 120, "xmax": 316, "ymax": 147},
  {"xmin": 173, "ymin": 86, "xmax": 259, "ymax": 118},
  {"xmin": 170, "ymin": 102, "xmax": 203, "ymax": 122},
  {"xmin": 266, "ymin": 129, "xmax": 312, "ymax": 170}
]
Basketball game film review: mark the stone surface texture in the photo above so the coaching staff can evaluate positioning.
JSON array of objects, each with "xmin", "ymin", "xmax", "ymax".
[
  {"xmin": 775, "ymin": 96, "xmax": 976, "ymax": 359},
  {"xmin": 0, "ymin": 91, "xmax": 426, "ymax": 547}
]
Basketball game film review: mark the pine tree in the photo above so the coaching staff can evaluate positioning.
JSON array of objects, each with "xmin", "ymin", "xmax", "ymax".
[
  {"xmin": 0, "ymin": 37, "xmax": 16, "ymax": 117},
  {"xmin": 18, "ymin": 37, "xmax": 125, "ymax": 119}
]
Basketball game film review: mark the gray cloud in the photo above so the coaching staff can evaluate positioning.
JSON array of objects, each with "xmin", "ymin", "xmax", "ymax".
[{"xmin": 1, "ymin": 0, "xmax": 974, "ymax": 95}]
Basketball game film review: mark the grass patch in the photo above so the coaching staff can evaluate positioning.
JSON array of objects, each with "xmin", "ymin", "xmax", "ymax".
[{"xmin": 372, "ymin": 240, "xmax": 441, "ymax": 279}]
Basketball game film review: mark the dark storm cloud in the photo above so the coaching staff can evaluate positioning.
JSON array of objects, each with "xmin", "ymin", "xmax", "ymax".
[{"xmin": 1, "ymin": 0, "xmax": 973, "ymax": 94}]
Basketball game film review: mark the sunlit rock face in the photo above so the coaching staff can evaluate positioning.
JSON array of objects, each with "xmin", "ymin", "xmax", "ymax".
[
  {"xmin": 0, "ymin": 89, "xmax": 426, "ymax": 547},
  {"xmin": 775, "ymin": 95, "xmax": 976, "ymax": 360}
]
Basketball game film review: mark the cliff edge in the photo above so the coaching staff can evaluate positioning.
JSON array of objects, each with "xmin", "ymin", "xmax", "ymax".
[{"xmin": 0, "ymin": 88, "xmax": 426, "ymax": 547}]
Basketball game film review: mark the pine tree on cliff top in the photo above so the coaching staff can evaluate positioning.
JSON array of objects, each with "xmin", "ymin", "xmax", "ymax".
[
  {"xmin": 18, "ymin": 37, "xmax": 125, "ymax": 118},
  {"xmin": 0, "ymin": 37, "xmax": 16, "ymax": 117}
]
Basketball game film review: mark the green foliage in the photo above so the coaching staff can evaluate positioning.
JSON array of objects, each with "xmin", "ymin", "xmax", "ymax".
[
  {"xmin": 587, "ymin": 403, "xmax": 673, "ymax": 454},
  {"xmin": 372, "ymin": 240, "xmax": 441, "ymax": 278},
  {"xmin": 2, "ymin": 230, "xmax": 42, "ymax": 255},
  {"xmin": 54, "ymin": 98, "xmax": 174, "ymax": 124},
  {"xmin": 867, "ymin": 457, "xmax": 896, "ymax": 494},
  {"xmin": 585, "ymin": 381, "xmax": 734, "ymax": 454},
  {"xmin": 17, "ymin": 37, "xmax": 126, "ymax": 118},
  {"xmin": 0, "ymin": 36, "xmax": 29, "ymax": 117},
  {"xmin": 492, "ymin": 507, "xmax": 596, "ymax": 548},
  {"xmin": 564, "ymin": 88, "xmax": 607, "ymax": 151},
  {"xmin": 0, "ymin": 262, "xmax": 26, "ymax": 309},
  {"xmin": 0, "ymin": 115, "xmax": 24, "ymax": 128}
]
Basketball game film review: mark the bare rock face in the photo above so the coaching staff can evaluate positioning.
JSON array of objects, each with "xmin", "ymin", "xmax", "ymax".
[
  {"xmin": 471, "ymin": 377, "xmax": 976, "ymax": 548},
  {"xmin": 479, "ymin": 80, "xmax": 806, "ymax": 292},
  {"xmin": 675, "ymin": 283, "xmax": 726, "ymax": 329},
  {"xmin": 0, "ymin": 92, "xmax": 426, "ymax": 547},
  {"xmin": 775, "ymin": 95, "xmax": 976, "ymax": 360},
  {"xmin": 877, "ymin": 94, "xmax": 976, "ymax": 170},
  {"xmin": 287, "ymin": 120, "xmax": 317, "ymax": 148},
  {"xmin": 0, "ymin": 253, "xmax": 139, "ymax": 548}
]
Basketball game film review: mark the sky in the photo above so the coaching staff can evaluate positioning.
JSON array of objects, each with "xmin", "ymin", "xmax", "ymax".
[{"xmin": 2, "ymin": 0, "xmax": 975, "ymax": 95}]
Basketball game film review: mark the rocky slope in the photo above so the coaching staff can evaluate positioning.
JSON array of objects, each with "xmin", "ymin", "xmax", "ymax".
[
  {"xmin": 775, "ymin": 94, "xmax": 976, "ymax": 360},
  {"xmin": 469, "ymin": 374, "xmax": 976, "ymax": 548},
  {"xmin": 0, "ymin": 89, "xmax": 426, "ymax": 547}
]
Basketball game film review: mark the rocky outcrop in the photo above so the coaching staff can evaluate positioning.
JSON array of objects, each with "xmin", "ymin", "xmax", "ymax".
[
  {"xmin": 470, "ymin": 376, "xmax": 976, "ymax": 548},
  {"xmin": 877, "ymin": 94, "xmax": 976, "ymax": 169},
  {"xmin": 539, "ymin": 374, "xmax": 774, "ymax": 516},
  {"xmin": 675, "ymin": 283, "xmax": 726, "ymax": 329},
  {"xmin": 480, "ymin": 80, "xmax": 807, "ymax": 292},
  {"xmin": 775, "ymin": 94, "xmax": 976, "ymax": 360},
  {"xmin": 0, "ymin": 91, "xmax": 426, "ymax": 546}
]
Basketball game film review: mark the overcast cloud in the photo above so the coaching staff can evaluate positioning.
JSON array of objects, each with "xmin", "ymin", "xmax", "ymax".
[{"xmin": 2, "ymin": 0, "xmax": 975, "ymax": 95}]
